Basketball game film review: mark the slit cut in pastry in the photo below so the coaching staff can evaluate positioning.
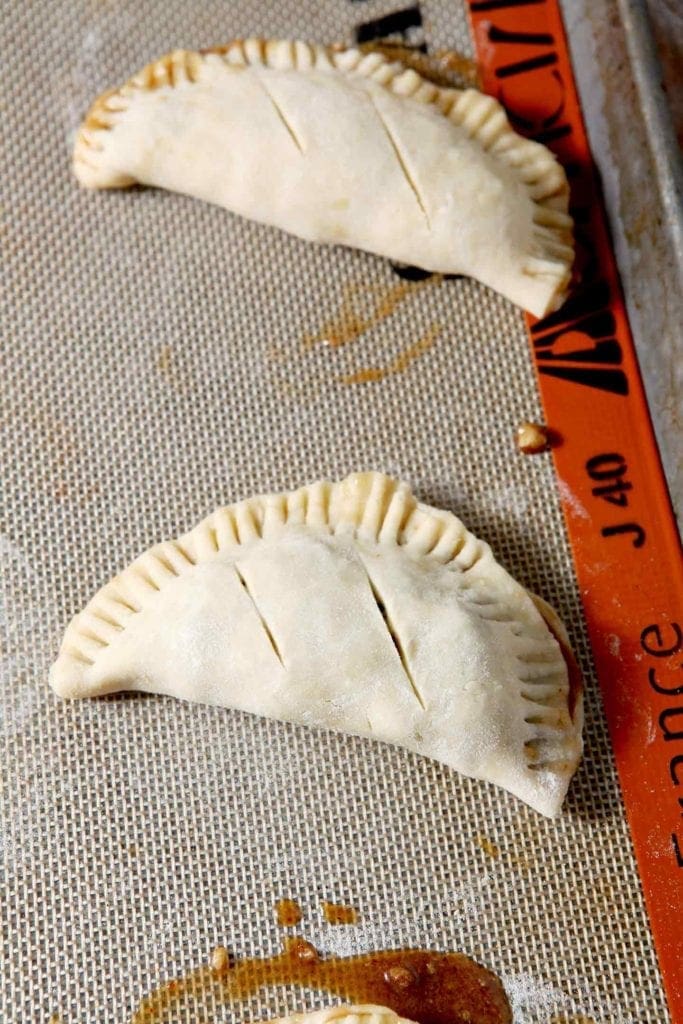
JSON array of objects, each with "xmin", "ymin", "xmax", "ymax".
[
  {"xmin": 50, "ymin": 472, "xmax": 583, "ymax": 817},
  {"xmin": 73, "ymin": 39, "xmax": 574, "ymax": 317}
]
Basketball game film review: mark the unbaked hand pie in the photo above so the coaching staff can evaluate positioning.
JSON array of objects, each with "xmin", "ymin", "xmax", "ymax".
[
  {"xmin": 50, "ymin": 472, "xmax": 582, "ymax": 816},
  {"xmin": 268, "ymin": 1005, "xmax": 509, "ymax": 1024},
  {"xmin": 73, "ymin": 39, "xmax": 574, "ymax": 317}
]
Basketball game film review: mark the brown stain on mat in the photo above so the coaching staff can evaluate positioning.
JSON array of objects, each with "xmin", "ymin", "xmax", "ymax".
[
  {"xmin": 129, "ymin": 938, "xmax": 511, "ymax": 1024},
  {"xmin": 155, "ymin": 344, "xmax": 195, "ymax": 394},
  {"xmin": 0, "ymin": 408, "xmax": 100, "ymax": 506},
  {"xmin": 474, "ymin": 835, "xmax": 500, "ymax": 860},
  {"xmin": 303, "ymin": 277, "xmax": 441, "ymax": 350},
  {"xmin": 341, "ymin": 325, "xmax": 440, "ymax": 385},
  {"xmin": 267, "ymin": 344, "xmax": 288, "ymax": 363},
  {"xmin": 276, "ymin": 898, "xmax": 303, "ymax": 927},
  {"xmin": 157, "ymin": 344, "xmax": 173, "ymax": 375},
  {"xmin": 321, "ymin": 901, "xmax": 358, "ymax": 925},
  {"xmin": 40, "ymin": 416, "xmax": 77, "ymax": 501},
  {"xmin": 510, "ymin": 851, "xmax": 531, "ymax": 873},
  {"xmin": 430, "ymin": 48, "xmax": 481, "ymax": 88},
  {"xmin": 357, "ymin": 42, "xmax": 481, "ymax": 89},
  {"xmin": 474, "ymin": 834, "xmax": 531, "ymax": 874}
]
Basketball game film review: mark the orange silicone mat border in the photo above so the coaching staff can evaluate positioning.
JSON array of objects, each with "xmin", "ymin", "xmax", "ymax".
[{"xmin": 466, "ymin": 1, "xmax": 683, "ymax": 1018}]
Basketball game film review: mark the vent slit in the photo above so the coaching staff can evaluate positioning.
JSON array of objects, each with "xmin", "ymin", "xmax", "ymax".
[
  {"xmin": 234, "ymin": 566, "xmax": 285, "ymax": 669},
  {"xmin": 370, "ymin": 96, "xmax": 431, "ymax": 228},
  {"xmin": 256, "ymin": 75, "xmax": 305, "ymax": 153},
  {"xmin": 363, "ymin": 569, "xmax": 426, "ymax": 711}
]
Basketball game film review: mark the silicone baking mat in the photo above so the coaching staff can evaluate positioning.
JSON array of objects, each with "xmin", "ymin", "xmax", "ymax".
[{"xmin": 0, "ymin": 2, "xmax": 679, "ymax": 1023}]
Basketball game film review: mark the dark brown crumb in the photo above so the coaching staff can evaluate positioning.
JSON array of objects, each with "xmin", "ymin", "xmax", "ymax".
[
  {"xmin": 275, "ymin": 898, "xmax": 303, "ymax": 927},
  {"xmin": 321, "ymin": 901, "xmax": 359, "ymax": 925}
]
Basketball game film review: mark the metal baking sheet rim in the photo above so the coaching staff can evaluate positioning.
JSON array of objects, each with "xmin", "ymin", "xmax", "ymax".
[{"xmin": 617, "ymin": 0, "xmax": 683, "ymax": 281}]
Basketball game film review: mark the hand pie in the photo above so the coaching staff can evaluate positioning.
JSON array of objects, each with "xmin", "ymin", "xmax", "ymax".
[
  {"xmin": 268, "ymin": 1004, "xmax": 509, "ymax": 1024},
  {"xmin": 50, "ymin": 472, "xmax": 583, "ymax": 816},
  {"xmin": 73, "ymin": 39, "xmax": 574, "ymax": 317}
]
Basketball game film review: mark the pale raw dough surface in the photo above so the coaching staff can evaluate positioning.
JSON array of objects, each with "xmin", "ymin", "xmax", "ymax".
[
  {"xmin": 272, "ymin": 1007, "xmax": 428, "ymax": 1024},
  {"xmin": 2, "ymin": 1, "xmax": 669, "ymax": 1019},
  {"xmin": 271, "ymin": 1007, "xmax": 430, "ymax": 1024},
  {"xmin": 73, "ymin": 40, "xmax": 574, "ymax": 316},
  {"xmin": 50, "ymin": 473, "xmax": 583, "ymax": 817}
]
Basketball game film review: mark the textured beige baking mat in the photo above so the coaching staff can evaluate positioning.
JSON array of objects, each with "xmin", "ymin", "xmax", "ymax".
[{"xmin": 0, "ymin": 1, "xmax": 669, "ymax": 1022}]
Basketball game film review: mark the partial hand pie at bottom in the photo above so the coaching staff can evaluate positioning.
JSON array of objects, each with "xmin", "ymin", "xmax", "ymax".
[
  {"xmin": 50, "ymin": 472, "xmax": 583, "ymax": 816},
  {"xmin": 269, "ymin": 1004, "xmax": 509, "ymax": 1024}
]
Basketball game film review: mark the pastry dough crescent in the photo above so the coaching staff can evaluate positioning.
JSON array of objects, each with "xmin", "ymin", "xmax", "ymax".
[
  {"xmin": 50, "ymin": 473, "xmax": 583, "ymax": 817},
  {"xmin": 73, "ymin": 40, "xmax": 574, "ymax": 317},
  {"xmin": 269, "ymin": 1005, "xmax": 509, "ymax": 1024}
]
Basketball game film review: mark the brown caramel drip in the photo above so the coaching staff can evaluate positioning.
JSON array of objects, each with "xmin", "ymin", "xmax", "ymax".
[
  {"xmin": 557, "ymin": 630, "xmax": 583, "ymax": 723},
  {"xmin": 357, "ymin": 42, "xmax": 480, "ymax": 89},
  {"xmin": 474, "ymin": 836, "xmax": 501, "ymax": 860},
  {"xmin": 321, "ymin": 902, "xmax": 358, "ymax": 925},
  {"xmin": 303, "ymin": 278, "xmax": 440, "ymax": 350},
  {"xmin": 155, "ymin": 343, "xmax": 194, "ymax": 393},
  {"xmin": 431, "ymin": 48, "xmax": 482, "ymax": 88},
  {"xmin": 157, "ymin": 344, "xmax": 172, "ymax": 375},
  {"xmin": 528, "ymin": 597, "xmax": 583, "ymax": 722},
  {"xmin": 130, "ymin": 940, "xmax": 511, "ymax": 1024},
  {"xmin": 277, "ymin": 899, "xmax": 304, "ymax": 927},
  {"xmin": 341, "ymin": 326, "xmax": 440, "ymax": 385}
]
